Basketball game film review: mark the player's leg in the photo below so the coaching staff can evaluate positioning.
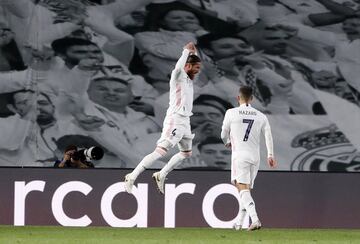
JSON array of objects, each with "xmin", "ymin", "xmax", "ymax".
[
  {"xmin": 152, "ymin": 150, "xmax": 191, "ymax": 194},
  {"xmin": 237, "ymin": 184, "xmax": 261, "ymax": 231},
  {"xmin": 231, "ymin": 160, "xmax": 248, "ymax": 230},
  {"xmin": 153, "ymin": 134, "xmax": 194, "ymax": 194},
  {"xmin": 246, "ymin": 163, "xmax": 261, "ymax": 231},
  {"xmin": 233, "ymin": 182, "xmax": 246, "ymax": 231},
  {"xmin": 124, "ymin": 118, "xmax": 179, "ymax": 193},
  {"xmin": 124, "ymin": 142, "xmax": 171, "ymax": 193},
  {"xmin": 234, "ymin": 161, "xmax": 260, "ymax": 230},
  {"xmin": 233, "ymin": 207, "xmax": 247, "ymax": 230},
  {"xmin": 160, "ymin": 136, "xmax": 193, "ymax": 178}
]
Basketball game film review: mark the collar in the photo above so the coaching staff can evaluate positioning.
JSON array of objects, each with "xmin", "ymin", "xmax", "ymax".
[{"xmin": 239, "ymin": 103, "xmax": 252, "ymax": 108}]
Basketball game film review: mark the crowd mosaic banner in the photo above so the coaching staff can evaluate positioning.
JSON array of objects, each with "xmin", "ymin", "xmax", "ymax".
[{"xmin": 0, "ymin": 0, "xmax": 359, "ymax": 170}]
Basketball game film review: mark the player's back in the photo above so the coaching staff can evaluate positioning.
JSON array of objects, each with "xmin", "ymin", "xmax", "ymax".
[{"xmin": 225, "ymin": 104, "xmax": 267, "ymax": 163}]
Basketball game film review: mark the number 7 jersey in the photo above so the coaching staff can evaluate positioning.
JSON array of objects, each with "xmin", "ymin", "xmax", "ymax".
[{"xmin": 221, "ymin": 104, "xmax": 274, "ymax": 165}]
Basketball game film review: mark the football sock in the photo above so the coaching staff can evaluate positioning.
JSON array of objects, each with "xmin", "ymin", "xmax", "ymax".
[
  {"xmin": 131, "ymin": 150, "xmax": 163, "ymax": 180},
  {"xmin": 236, "ymin": 208, "xmax": 247, "ymax": 227},
  {"xmin": 159, "ymin": 152, "xmax": 187, "ymax": 179},
  {"xmin": 240, "ymin": 189, "xmax": 259, "ymax": 223}
]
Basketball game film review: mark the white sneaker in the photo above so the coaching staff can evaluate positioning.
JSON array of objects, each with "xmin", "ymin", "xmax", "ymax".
[
  {"xmin": 124, "ymin": 174, "xmax": 134, "ymax": 194},
  {"xmin": 233, "ymin": 222, "xmax": 242, "ymax": 231},
  {"xmin": 152, "ymin": 172, "xmax": 165, "ymax": 194},
  {"xmin": 233, "ymin": 210, "xmax": 246, "ymax": 231},
  {"xmin": 247, "ymin": 220, "xmax": 262, "ymax": 231}
]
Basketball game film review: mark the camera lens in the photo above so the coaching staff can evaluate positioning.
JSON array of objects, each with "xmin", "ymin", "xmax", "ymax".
[{"xmin": 85, "ymin": 147, "xmax": 104, "ymax": 160}]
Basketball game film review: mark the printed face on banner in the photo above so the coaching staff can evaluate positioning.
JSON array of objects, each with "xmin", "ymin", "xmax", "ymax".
[{"xmin": 0, "ymin": 0, "xmax": 358, "ymax": 170}]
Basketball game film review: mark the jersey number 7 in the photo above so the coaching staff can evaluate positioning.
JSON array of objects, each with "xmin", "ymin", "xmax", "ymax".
[{"xmin": 243, "ymin": 119, "xmax": 254, "ymax": 141}]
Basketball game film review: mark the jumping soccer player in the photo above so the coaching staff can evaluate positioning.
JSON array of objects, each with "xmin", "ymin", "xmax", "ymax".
[
  {"xmin": 221, "ymin": 85, "xmax": 276, "ymax": 231},
  {"xmin": 124, "ymin": 42, "xmax": 201, "ymax": 194}
]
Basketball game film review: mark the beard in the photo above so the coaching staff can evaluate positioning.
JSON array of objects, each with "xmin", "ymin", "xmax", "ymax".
[
  {"xmin": 187, "ymin": 71, "xmax": 196, "ymax": 80},
  {"xmin": 36, "ymin": 114, "xmax": 55, "ymax": 126}
]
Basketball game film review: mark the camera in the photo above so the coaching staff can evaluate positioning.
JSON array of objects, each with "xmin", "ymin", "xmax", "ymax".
[{"xmin": 71, "ymin": 146, "xmax": 104, "ymax": 161}]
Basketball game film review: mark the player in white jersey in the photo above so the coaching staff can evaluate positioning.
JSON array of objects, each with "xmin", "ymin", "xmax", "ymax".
[
  {"xmin": 124, "ymin": 42, "xmax": 201, "ymax": 194},
  {"xmin": 221, "ymin": 85, "xmax": 276, "ymax": 231}
]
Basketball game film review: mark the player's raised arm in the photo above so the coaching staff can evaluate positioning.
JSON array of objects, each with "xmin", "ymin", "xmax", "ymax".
[
  {"xmin": 174, "ymin": 42, "xmax": 196, "ymax": 70},
  {"xmin": 221, "ymin": 110, "xmax": 231, "ymax": 148},
  {"xmin": 262, "ymin": 116, "xmax": 276, "ymax": 168}
]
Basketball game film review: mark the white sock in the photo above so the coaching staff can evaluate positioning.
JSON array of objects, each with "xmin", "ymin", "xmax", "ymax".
[
  {"xmin": 240, "ymin": 189, "xmax": 259, "ymax": 223},
  {"xmin": 159, "ymin": 152, "xmax": 187, "ymax": 178},
  {"xmin": 236, "ymin": 190, "xmax": 247, "ymax": 226},
  {"xmin": 236, "ymin": 209, "xmax": 247, "ymax": 226},
  {"xmin": 131, "ymin": 150, "xmax": 163, "ymax": 180}
]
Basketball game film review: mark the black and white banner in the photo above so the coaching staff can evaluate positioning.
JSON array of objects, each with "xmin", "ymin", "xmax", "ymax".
[{"xmin": 0, "ymin": 0, "xmax": 359, "ymax": 170}]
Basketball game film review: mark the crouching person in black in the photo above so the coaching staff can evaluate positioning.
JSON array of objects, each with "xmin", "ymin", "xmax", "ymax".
[{"xmin": 54, "ymin": 145, "xmax": 94, "ymax": 168}]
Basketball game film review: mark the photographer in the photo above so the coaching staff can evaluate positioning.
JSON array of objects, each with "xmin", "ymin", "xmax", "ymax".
[{"xmin": 54, "ymin": 145, "xmax": 94, "ymax": 168}]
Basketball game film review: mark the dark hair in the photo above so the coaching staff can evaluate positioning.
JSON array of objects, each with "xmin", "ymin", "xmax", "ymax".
[
  {"xmin": 145, "ymin": 2, "xmax": 204, "ymax": 31},
  {"xmin": 64, "ymin": 145, "xmax": 78, "ymax": 153},
  {"xmin": 7, "ymin": 89, "xmax": 35, "ymax": 107},
  {"xmin": 197, "ymin": 33, "xmax": 250, "ymax": 50},
  {"xmin": 87, "ymin": 0, "xmax": 101, "ymax": 4},
  {"xmin": 144, "ymin": 2, "xmax": 238, "ymax": 33},
  {"xmin": 239, "ymin": 85, "xmax": 253, "ymax": 101},
  {"xmin": 1, "ymin": 39, "xmax": 26, "ymax": 71},
  {"xmin": 38, "ymin": 92, "xmax": 53, "ymax": 105},
  {"xmin": 92, "ymin": 77, "xmax": 130, "ymax": 86},
  {"xmin": 51, "ymin": 38, "xmax": 97, "ymax": 55},
  {"xmin": 198, "ymin": 137, "xmax": 224, "ymax": 151},
  {"xmin": 186, "ymin": 54, "xmax": 201, "ymax": 64},
  {"xmin": 194, "ymin": 94, "xmax": 233, "ymax": 114}
]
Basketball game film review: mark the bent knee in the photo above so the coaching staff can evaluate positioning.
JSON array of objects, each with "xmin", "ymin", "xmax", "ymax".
[
  {"xmin": 155, "ymin": 146, "xmax": 168, "ymax": 156},
  {"xmin": 180, "ymin": 151, "xmax": 192, "ymax": 158}
]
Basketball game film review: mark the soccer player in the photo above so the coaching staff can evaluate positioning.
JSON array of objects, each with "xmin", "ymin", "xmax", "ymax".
[
  {"xmin": 124, "ymin": 42, "xmax": 201, "ymax": 194},
  {"xmin": 221, "ymin": 85, "xmax": 276, "ymax": 231}
]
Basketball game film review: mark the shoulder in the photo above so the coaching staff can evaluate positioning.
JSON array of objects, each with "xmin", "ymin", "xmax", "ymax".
[
  {"xmin": 227, "ymin": 107, "xmax": 238, "ymax": 113},
  {"xmin": 171, "ymin": 68, "xmax": 185, "ymax": 80},
  {"xmin": 172, "ymin": 68, "xmax": 182, "ymax": 74},
  {"xmin": 225, "ymin": 108, "xmax": 238, "ymax": 117},
  {"xmin": 256, "ymin": 110, "xmax": 269, "ymax": 123},
  {"xmin": 251, "ymin": 107, "xmax": 266, "ymax": 119},
  {"xmin": 255, "ymin": 108, "xmax": 265, "ymax": 117}
]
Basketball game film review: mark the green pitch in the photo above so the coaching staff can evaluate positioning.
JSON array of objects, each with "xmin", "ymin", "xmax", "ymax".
[{"xmin": 0, "ymin": 226, "xmax": 359, "ymax": 244}]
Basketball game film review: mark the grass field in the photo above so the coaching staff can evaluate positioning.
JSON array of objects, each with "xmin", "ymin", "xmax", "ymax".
[{"xmin": 0, "ymin": 226, "xmax": 359, "ymax": 244}]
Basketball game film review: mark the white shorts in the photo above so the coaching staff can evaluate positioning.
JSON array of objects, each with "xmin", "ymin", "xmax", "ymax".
[
  {"xmin": 231, "ymin": 158, "xmax": 260, "ymax": 189},
  {"xmin": 157, "ymin": 115, "xmax": 194, "ymax": 151}
]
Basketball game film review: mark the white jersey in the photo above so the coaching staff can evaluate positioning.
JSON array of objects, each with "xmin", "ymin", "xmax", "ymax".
[
  {"xmin": 221, "ymin": 104, "xmax": 274, "ymax": 165},
  {"xmin": 166, "ymin": 49, "xmax": 194, "ymax": 117}
]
